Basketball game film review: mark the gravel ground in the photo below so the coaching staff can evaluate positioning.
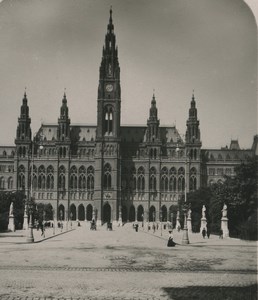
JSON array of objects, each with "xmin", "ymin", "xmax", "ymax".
[{"xmin": 0, "ymin": 223, "xmax": 257, "ymax": 299}]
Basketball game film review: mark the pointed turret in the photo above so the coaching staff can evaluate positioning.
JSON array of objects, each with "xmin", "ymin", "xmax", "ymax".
[
  {"xmin": 147, "ymin": 93, "xmax": 160, "ymax": 143},
  {"xmin": 185, "ymin": 92, "xmax": 201, "ymax": 144},
  {"xmin": 57, "ymin": 92, "xmax": 70, "ymax": 141},
  {"xmin": 15, "ymin": 91, "xmax": 32, "ymax": 144}
]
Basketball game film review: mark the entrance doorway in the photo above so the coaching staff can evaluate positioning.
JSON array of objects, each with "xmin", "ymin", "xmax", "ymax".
[{"xmin": 103, "ymin": 202, "xmax": 111, "ymax": 223}]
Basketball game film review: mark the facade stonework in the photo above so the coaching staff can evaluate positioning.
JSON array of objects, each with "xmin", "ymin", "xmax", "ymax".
[{"xmin": 0, "ymin": 9, "xmax": 256, "ymax": 225}]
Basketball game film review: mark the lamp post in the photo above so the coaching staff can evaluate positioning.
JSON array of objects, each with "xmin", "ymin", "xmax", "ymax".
[
  {"xmin": 182, "ymin": 150, "xmax": 190, "ymax": 244},
  {"xmin": 26, "ymin": 135, "xmax": 36, "ymax": 243},
  {"xmin": 26, "ymin": 197, "xmax": 34, "ymax": 243},
  {"xmin": 176, "ymin": 144, "xmax": 190, "ymax": 245},
  {"xmin": 160, "ymin": 210, "xmax": 162, "ymax": 236}
]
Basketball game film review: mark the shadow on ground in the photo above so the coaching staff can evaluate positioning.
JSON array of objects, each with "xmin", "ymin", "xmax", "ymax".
[{"xmin": 163, "ymin": 284, "xmax": 257, "ymax": 300}]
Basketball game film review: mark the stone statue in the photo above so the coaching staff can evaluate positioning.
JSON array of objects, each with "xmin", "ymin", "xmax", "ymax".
[
  {"xmin": 202, "ymin": 205, "xmax": 206, "ymax": 219},
  {"xmin": 222, "ymin": 203, "xmax": 227, "ymax": 218},
  {"xmin": 187, "ymin": 208, "xmax": 192, "ymax": 219},
  {"xmin": 9, "ymin": 202, "xmax": 13, "ymax": 216}
]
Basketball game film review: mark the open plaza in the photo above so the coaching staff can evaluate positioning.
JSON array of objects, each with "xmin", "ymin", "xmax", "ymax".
[{"xmin": 0, "ymin": 222, "xmax": 257, "ymax": 299}]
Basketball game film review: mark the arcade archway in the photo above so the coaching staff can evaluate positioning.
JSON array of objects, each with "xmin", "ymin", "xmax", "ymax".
[{"xmin": 103, "ymin": 202, "xmax": 111, "ymax": 223}]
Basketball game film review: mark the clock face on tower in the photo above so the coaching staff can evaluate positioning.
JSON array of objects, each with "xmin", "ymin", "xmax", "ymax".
[{"xmin": 106, "ymin": 84, "xmax": 113, "ymax": 92}]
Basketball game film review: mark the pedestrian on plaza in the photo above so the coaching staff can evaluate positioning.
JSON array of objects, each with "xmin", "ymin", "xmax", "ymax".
[
  {"xmin": 152, "ymin": 223, "xmax": 156, "ymax": 233},
  {"xmin": 41, "ymin": 223, "xmax": 45, "ymax": 238},
  {"xmin": 207, "ymin": 227, "xmax": 210, "ymax": 239},
  {"xmin": 167, "ymin": 230, "xmax": 176, "ymax": 247},
  {"xmin": 219, "ymin": 229, "xmax": 223, "ymax": 239},
  {"xmin": 202, "ymin": 228, "xmax": 206, "ymax": 238}
]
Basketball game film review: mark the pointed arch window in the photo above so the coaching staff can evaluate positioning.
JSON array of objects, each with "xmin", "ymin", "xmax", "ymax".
[
  {"xmin": 0, "ymin": 177, "xmax": 5, "ymax": 190},
  {"xmin": 58, "ymin": 165, "xmax": 66, "ymax": 190},
  {"xmin": 104, "ymin": 163, "xmax": 111, "ymax": 190},
  {"xmin": 29, "ymin": 165, "xmax": 37, "ymax": 190},
  {"xmin": 38, "ymin": 165, "xmax": 46, "ymax": 190},
  {"xmin": 169, "ymin": 167, "xmax": 177, "ymax": 191},
  {"xmin": 8, "ymin": 177, "xmax": 13, "ymax": 190},
  {"xmin": 137, "ymin": 167, "xmax": 145, "ymax": 192},
  {"xmin": 130, "ymin": 167, "xmax": 136, "ymax": 192},
  {"xmin": 87, "ymin": 166, "xmax": 94, "ymax": 191},
  {"xmin": 178, "ymin": 167, "xmax": 185, "ymax": 192},
  {"xmin": 18, "ymin": 165, "xmax": 25, "ymax": 190},
  {"xmin": 70, "ymin": 166, "xmax": 77, "ymax": 190},
  {"xmin": 149, "ymin": 167, "xmax": 157, "ymax": 192},
  {"xmin": 189, "ymin": 167, "xmax": 197, "ymax": 191},
  {"xmin": 104, "ymin": 106, "xmax": 113, "ymax": 135},
  {"xmin": 160, "ymin": 167, "xmax": 168, "ymax": 192},
  {"xmin": 79, "ymin": 166, "xmax": 86, "ymax": 189},
  {"xmin": 46, "ymin": 165, "xmax": 54, "ymax": 190}
]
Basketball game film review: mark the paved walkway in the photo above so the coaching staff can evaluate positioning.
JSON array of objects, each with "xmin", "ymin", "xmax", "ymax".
[{"xmin": 0, "ymin": 222, "xmax": 257, "ymax": 299}]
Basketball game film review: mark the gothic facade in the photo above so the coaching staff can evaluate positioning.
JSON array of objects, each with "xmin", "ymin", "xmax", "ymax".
[{"xmin": 0, "ymin": 9, "xmax": 256, "ymax": 225}]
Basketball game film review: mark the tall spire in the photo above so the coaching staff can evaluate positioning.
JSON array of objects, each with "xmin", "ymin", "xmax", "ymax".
[
  {"xmin": 58, "ymin": 92, "xmax": 70, "ymax": 141},
  {"xmin": 147, "ymin": 93, "xmax": 160, "ymax": 143},
  {"xmin": 185, "ymin": 92, "xmax": 201, "ymax": 144},
  {"xmin": 15, "ymin": 91, "xmax": 32, "ymax": 144}
]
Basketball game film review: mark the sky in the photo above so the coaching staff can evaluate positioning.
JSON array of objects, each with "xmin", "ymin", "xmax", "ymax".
[{"xmin": 0, "ymin": 0, "xmax": 257, "ymax": 149}]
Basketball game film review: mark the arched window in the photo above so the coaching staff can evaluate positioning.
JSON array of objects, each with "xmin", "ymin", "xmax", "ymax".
[
  {"xmin": 178, "ymin": 167, "xmax": 185, "ymax": 192},
  {"xmin": 70, "ymin": 166, "xmax": 77, "ymax": 190},
  {"xmin": 0, "ymin": 177, "xmax": 5, "ymax": 190},
  {"xmin": 79, "ymin": 166, "xmax": 86, "ymax": 189},
  {"xmin": 87, "ymin": 166, "xmax": 94, "ymax": 191},
  {"xmin": 189, "ymin": 167, "xmax": 197, "ymax": 191},
  {"xmin": 38, "ymin": 165, "xmax": 46, "ymax": 190},
  {"xmin": 58, "ymin": 165, "xmax": 66, "ymax": 190},
  {"xmin": 103, "ymin": 163, "xmax": 111, "ymax": 190},
  {"xmin": 104, "ymin": 106, "xmax": 113, "ymax": 135},
  {"xmin": 30, "ymin": 165, "xmax": 37, "ymax": 190},
  {"xmin": 169, "ymin": 167, "xmax": 177, "ymax": 191},
  {"xmin": 137, "ymin": 167, "xmax": 145, "ymax": 192},
  {"xmin": 149, "ymin": 167, "xmax": 157, "ymax": 191},
  {"xmin": 7, "ymin": 177, "xmax": 13, "ymax": 190},
  {"xmin": 218, "ymin": 154, "xmax": 223, "ymax": 161},
  {"xmin": 160, "ymin": 167, "xmax": 168, "ymax": 192},
  {"xmin": 130, "ymin": 168, "xmax": 136, "ymax": 192},
  {"xmin": 18, "ymin": 165, "xmax": 25, "ymax": 190},
  {"xmin": 46, "ymin": 165, "xmax": 54, "ymax": 190}
]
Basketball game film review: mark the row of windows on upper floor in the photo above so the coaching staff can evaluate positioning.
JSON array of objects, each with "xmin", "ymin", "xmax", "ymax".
[
  {"xmin": 0, "ymin": 165, "xmax": 14, "ymax": 172},
  {"xmin": 14, "ymin": 173, "xmax": 197, "ymax": 193},
  {"xmin": 208, "ymin": 168, "xmax": 233, "ymax": 176},
  {"xmin": 209, "ymin": 153, "xmax": 251, "ymax": 161}
]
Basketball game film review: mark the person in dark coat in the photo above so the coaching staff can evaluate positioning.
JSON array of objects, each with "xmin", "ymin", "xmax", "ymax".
[
  {"xmin": 202, "ymin": 228, "xmax": 206, "ymax": 238},
  {"xmin": 167, "ymin": 230, "xmax": 176, "ymax": 247},
  {"xmin": 207, "ymin": 228, "xmax": 210, "ymax": 238}
]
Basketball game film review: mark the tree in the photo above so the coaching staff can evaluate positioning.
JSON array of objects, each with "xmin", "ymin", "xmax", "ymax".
[
  {"xmin": 0, "ymin": 191, "xmax": 26, "ymax": 231},
  {"xmin": 210, "ymin": 158, "xmax": 257, "ymax": 239}
]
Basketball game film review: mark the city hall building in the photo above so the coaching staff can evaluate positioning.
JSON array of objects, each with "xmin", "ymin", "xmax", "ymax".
[{"xmin": 0, "ymin": 9, "xmax": 257, "ymax": 225}]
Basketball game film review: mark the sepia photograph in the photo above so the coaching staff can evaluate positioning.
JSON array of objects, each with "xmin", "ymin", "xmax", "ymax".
[{"xmin": 0, "ymin": 0, "xmax": 257, "ymax": 299}]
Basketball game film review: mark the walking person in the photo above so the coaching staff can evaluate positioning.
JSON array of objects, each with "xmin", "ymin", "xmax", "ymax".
[
  {"xmin": 207, "ymin": 227, "xmax": 211, "ymax": 239},
  {"xmin": 202, "ymin": 228, "xmax": 206, "ymax": 239},
  {"xmin": 41, "ymin": 223, "xmax": 45, "ymax": 238}
]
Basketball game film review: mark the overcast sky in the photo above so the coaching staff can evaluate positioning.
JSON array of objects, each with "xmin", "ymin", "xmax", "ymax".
[{"xmin": 0, "ymin": 0, "xmax": 257, "ymax": 149}]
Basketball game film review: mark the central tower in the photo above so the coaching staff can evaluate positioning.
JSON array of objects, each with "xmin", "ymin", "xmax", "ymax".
[{"xmin": 95, "ymin": 8, "xmax": 121, "ymax": 225}]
